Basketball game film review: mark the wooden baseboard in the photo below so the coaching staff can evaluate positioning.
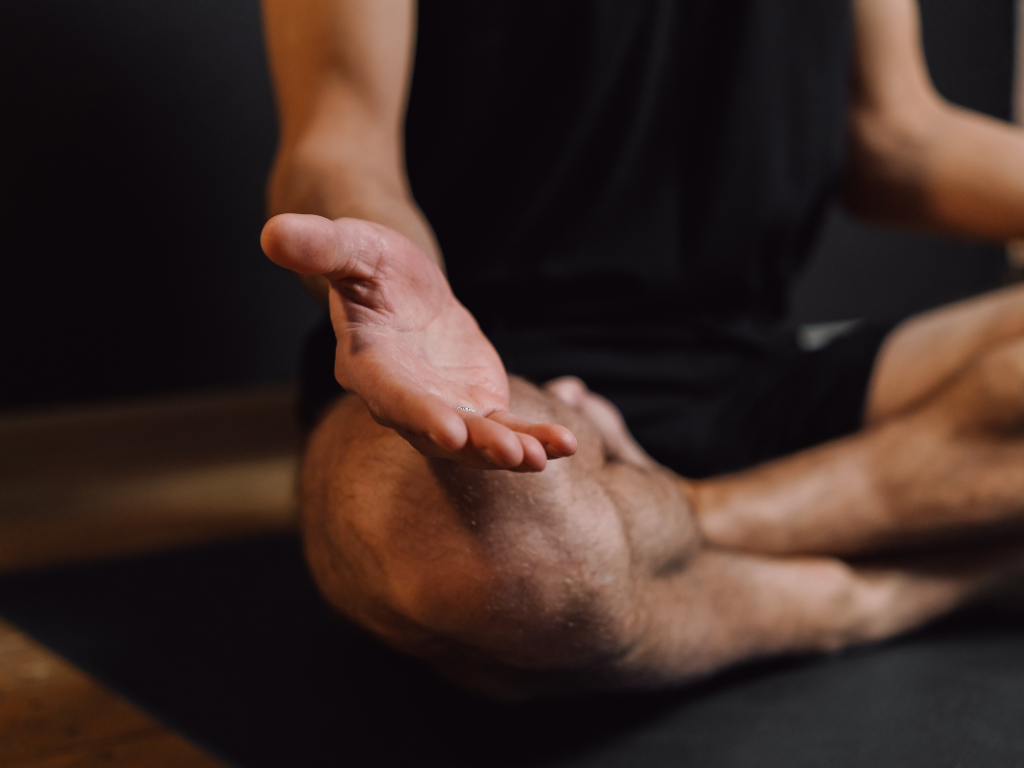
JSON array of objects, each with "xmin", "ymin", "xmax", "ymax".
[{"xmin": 0, "ymin": 385, "xmax": 302, "ymax": 573}]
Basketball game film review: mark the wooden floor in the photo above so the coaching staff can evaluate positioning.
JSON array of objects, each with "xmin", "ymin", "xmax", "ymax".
[
  {"xmin": 0, "ymin": 386, "xmax": 301, "ymax": 573},
  {"xmin": 0, "ymin": 385, "xmax": 304, "ymax": 765},
  {"xmin": 0, "ymin": 618, "xmax": 227, "ymax": 767}
]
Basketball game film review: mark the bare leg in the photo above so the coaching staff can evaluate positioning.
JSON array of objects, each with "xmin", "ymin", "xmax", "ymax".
[
  {"xmin": 698, "ymin": 280, "xmax": 1024, "ymax": 555},
  {"xmin": 869, "ymin": 281, "xmax": 1024, "ymax": 423},
  {"xmin": 300, "ymin": 377, "xmax": 1018, "ymax": 698},
  {"xmin": 697, "ymin": 282, "xmax": 1024, "ymax": 556},
  {"xmin": 699, "ymin": 333, "xmax": 1024, "ymax": 556}
]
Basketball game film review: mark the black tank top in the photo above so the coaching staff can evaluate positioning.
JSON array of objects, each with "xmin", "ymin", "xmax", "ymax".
[{"xmin": 405, "ymin": 0, "xmax": 851, "ymax": 334}]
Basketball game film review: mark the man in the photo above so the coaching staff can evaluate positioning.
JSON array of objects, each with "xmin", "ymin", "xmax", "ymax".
[{"xmin": 260, "ymin": 0, "xmax": 1024, "ymax": 698}]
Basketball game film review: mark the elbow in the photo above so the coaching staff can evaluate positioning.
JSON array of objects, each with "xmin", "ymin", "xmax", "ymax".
[{"xmin": 841, "ymin": 95, "xmax": 947, "ymax": 226}]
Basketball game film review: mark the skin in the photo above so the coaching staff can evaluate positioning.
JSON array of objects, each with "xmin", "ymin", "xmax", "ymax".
[{"xmin": 260, "ymin": 0, "xmax": 1024, "ymax": 697}]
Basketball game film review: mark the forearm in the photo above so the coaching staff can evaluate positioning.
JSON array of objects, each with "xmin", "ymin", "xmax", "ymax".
[
  {"xmin": 261, "ymin": 0, "xmax": 439, "ymax": 296},
  {"xmin": 268, "ymin": 145, "xmax": 440, "ymax": 263},
  {"xmin": 844, "ymin": 100, "xmax": 1024, "ymax": 241},
  {"xmin": 921, "ymin": 107, "xmax": 1024, "ymax": 240},
  {"xmin": 843, "ymin": 0, "xmax": 1024, "ymax": 242}
]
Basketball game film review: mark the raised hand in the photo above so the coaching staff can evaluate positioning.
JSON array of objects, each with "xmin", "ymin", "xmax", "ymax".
[{"xmin": 261, "ymin": 214, "xmax": 577, "ymax": 471}]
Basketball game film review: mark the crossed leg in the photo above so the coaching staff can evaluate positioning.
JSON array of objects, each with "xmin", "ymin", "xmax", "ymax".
[
  {"xmin": 301, "ymin": 367, "xmax": 1024, "ymax": 698},
  {"xmin": 699, "ymin": 282, "xmax": 1024, "ymax": 556}
]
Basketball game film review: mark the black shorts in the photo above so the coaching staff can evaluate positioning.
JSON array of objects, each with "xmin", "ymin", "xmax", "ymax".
[{"xmin": 300, "ymin": 317, "xmax": 895, "ymax": 479}]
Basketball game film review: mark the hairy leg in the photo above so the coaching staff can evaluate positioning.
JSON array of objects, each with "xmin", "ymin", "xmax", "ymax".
[
  {"xmin": 300, "ymin": 376, "xmax": 1014, "ymax": 698},
  {"xmin": 699, "ymin": 334, "xmax": 1024, "ymax": 556}
]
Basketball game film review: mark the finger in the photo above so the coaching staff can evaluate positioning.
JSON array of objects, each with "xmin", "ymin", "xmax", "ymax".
[
  {"xmin": 491, "ymin": 412, "xmax": 578, "ymax": 458},
  {"xmin": 261, "ymin": 214, "xmax": 388, "ymax": 281},
  {"xmin": 261, "ymin": 213, "xmax": 342, "ymax": 275},
  {"xmin": 367, "ymin": 378, "xmax": 469, "ymax": 453},
  {"xmin": 465, "ymin": 415, "xmax": 525, "ymax": 469},
  {"xmin": 514, "ymin": 432, "xmax": 548, "ymax": 472}
]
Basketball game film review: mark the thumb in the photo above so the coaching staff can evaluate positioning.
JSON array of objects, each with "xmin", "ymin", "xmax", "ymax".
[{"xmin": 261, "ymin": 214, "xmax": 386, "ymax": 280}]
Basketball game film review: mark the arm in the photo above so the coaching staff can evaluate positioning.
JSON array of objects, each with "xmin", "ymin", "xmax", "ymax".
[
  {"xmin": 843, "ymin": 0, "xmax": 1024, "ymax": 241},
  {"xmin": 260, "ymin": 0, "xmax": 577, "ymax": 471},
  {"xmin": 262, "ymin": 0, "xmax": 438, "ymax": 298}
]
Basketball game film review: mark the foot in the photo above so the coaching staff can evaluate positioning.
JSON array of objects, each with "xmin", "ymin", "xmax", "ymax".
[{"xmin": 261, "ymin": 214, "xmax": 577, "ymax": 471}]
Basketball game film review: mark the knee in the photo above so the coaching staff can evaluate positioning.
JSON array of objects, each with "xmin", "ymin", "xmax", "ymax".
[
  {"xmin": 299, "ymin": 396, "xmax": 637, "ymax": 684},
  {"xmin": 945, "ymin": 338, "xmax": 1024, "ymax": 434}
]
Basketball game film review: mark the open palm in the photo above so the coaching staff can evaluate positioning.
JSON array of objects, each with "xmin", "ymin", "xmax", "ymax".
[{"xmin": 262, "ymin": 214, "xmax": 577, "ymax": 471}]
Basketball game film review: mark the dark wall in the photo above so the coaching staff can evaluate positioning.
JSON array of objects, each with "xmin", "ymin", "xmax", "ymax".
[
  {"xmin": 791, "ymin": 0, "xmax": 1016, "ymax": 324},
  {"xmin": 0, "ymin": 0, "xmax": 321, "ymax": 409},
  {"xmin": 0, "ymin": 0, "xmax": 1016, "ymax": 409}
]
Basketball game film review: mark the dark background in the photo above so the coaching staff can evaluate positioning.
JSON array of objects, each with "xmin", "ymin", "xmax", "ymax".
[{"xmin": 0, "ymin": 0, "xmax": 1016, "ymax": 411}]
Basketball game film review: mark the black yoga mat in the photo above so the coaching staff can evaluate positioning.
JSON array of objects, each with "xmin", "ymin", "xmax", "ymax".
[{"xmin": 1, "ymin": 534, "xmax": 1022, "ymax": 767}]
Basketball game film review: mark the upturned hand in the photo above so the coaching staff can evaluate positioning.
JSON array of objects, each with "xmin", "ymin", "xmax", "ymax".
[{"xmin": 261, "ymin": 214, "xmax": 577, "ymax": 471}]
